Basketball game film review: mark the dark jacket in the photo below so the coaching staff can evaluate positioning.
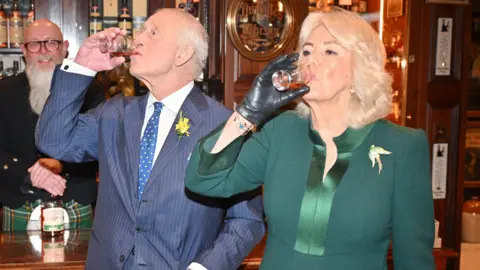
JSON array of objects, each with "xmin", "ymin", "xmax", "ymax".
[{"xmin": 0, "ymin": 72, "xmax": 105, "ymax": 208}]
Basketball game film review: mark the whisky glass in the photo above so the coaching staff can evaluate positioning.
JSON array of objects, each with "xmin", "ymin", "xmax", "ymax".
[
  {"xmin": 99, "ymin": 36, "xmax": 136, "ymax": 61},
  {"xmin": 272, "ymin": 66, "xmax": 311, "ymax": 91}
]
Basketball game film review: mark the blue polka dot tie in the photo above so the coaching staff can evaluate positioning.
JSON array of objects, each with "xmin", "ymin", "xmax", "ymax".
[{"xmin": 138, "ymin": 102, "xmax": 163, "ymax": 199}]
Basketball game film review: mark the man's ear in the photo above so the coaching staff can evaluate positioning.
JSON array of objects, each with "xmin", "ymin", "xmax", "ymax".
[
  {"xmin": 63, "ymin": 40, "xmax": 70, "ymax": 58},
  {"xmin": 175, "ymin": 45, "xmax": 194, "ymax": 67}
]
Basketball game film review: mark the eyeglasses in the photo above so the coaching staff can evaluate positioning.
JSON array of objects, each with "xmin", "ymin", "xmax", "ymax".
[{"xmin": 24, "ymin": 40, "xmax": 63, "ymax": 53}]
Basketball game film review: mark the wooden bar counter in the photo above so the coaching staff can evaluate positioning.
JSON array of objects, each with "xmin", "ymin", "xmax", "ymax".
[{"xmin": 0, "ymin": 230, "xmax": 458, "ymax": 270}]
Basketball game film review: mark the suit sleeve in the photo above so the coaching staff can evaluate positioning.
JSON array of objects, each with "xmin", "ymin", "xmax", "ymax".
[
  {"xmin": 36, "ymin": 67, "xmax": 103, "ymax": 163},
  {"xmin": 81, "ymin": 77, "xmax": 106, "ymax": 113},
  {"xmin": 392, "ymin": 130, "xmax": 435, "ymax": 270},
  {"xmin": 185, "ymin": 118, "xmax": 275, "ymax": 198},
  {"xmin": 193, "ymin": 192, "xmax": 265, "ymax": 269}
]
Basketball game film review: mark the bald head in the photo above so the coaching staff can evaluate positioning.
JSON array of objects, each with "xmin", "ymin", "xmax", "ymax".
[
  {"xmin": 155, "ymin": 9, "xmax": 208, "ymax": 75},
  {"xmin": 24, "ymin": 19, "xmax": 63, "ymax": 41},
  {"xmin": 154, "ymin": 8, "xmax": 205, "ymax": 34}
]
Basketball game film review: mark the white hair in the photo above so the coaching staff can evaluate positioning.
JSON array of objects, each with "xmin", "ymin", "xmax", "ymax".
[
  {"xmin": 178, "ymin": 25, "xmax": 209, "ymax": 79},
  {"xmin": 155, "ymin": 9, "xmax": 209, "ymax": 78},
  {"xmin": 295, "ymin": 8, "xmax": 393, "ymax": 128}
]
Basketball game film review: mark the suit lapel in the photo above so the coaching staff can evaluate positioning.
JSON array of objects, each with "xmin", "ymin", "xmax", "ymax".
[
  {"xmin": 124, "ymin": 95, "xmax": 148, "ymax": 200},
  {"xmin": 143, "ymin": 87, "xmax": 208, "ymax": 194}
]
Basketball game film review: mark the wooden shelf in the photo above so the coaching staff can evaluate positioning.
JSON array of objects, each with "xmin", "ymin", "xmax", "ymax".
[
  {"xmin": 464, "ymin": 181, "xmax": 480, "ymax": 188},
  {"xmin": 0, "ymin": 48, "xmax": 22, "ymax": 55}
]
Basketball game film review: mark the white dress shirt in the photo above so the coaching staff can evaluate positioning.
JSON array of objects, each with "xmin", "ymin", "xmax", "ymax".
[
  {"xmin": 141, "ymin": 81, "xmax": 193, "ymax": 161},
  {"xmin": 60, "ymin": 59, "xmax": 208, "ymax": 270}
]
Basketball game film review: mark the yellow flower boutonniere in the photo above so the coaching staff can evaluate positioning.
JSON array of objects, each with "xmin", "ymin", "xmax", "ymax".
[
  {"xmin": 175, "ymin": 111, "xmax": 191, "ymax": 139},
  {"xmin": 368, "ymin": 145, "xmax": 392, "ymax": 174}
]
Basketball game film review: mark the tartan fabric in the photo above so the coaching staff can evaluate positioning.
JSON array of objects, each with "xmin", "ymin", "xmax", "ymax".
[{"xmin": 2, "ymin": 199, "xmax": 93, "ymax": 231}]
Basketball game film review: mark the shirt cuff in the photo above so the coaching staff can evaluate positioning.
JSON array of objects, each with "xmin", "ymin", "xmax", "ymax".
[
  {"xmin": 60, "ymin": 59, "xmax": 97, "ymax": 77},
  {"xmin": 187, "ymin": 262, "xmax": 208, "ymax": 270}
]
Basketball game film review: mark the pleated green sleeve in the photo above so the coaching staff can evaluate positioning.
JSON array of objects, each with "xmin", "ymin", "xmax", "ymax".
[{"xmin": 185, "ymin": 119, "xmax": 274, "ymax": 198}]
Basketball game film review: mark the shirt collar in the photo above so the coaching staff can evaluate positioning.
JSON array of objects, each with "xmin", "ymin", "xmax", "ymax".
[{"xmin": 146, "ymin": 81, "xmax": 194, "ymax": 114}]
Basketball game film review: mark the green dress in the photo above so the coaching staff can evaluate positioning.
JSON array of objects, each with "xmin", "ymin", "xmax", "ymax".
[{"xmin": 185, "ymin": 112, "xmax": 435, "ymax": 270}]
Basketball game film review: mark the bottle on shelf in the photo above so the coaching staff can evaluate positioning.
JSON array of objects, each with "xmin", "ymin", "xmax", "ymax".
[
  {"xmin": 0, "ymin": 58, "xmax": 4, "ymax": 80},
  {"xmin": 12, "ymin": 60, "xmax": 19, "ymax": 75},
  {"xmin": 338, "ymin": 0, "xmax": 352, "ymax": 11},
  {"xmin": 0, "ymin": 4, "xmax": 7, "ymax": 48},
  {"xmin": 358, "ymin": 0, "xmax": 367, "ymax": 14},
  {"xmin": 118, "ymin": 0, "xmax": 132, "ymax": 37},
  {"xmin": 351, "ymin": 0, "xmax": 359, "ymax": 13},
  {"xmin": 25, "ymin": 0, "xmax": 35, "ymax": 29},
  {"xmin": 90, "ymin": 0, "xmax": 103, "ymax": 36},
  {"xmin": 9, "ymin": 0, "xmax": 23, "ymax": 48}
]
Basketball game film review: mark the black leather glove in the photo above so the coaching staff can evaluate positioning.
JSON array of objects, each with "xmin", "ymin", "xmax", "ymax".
[{"xmin": 235, "ymin": 53, "xmax": 310, "ymax": 126}]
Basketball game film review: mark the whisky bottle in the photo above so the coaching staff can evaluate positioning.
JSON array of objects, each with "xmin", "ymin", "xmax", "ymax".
[
  {"xmin": 0, "ymin": 59, "xmax": 4, "ymax": 80},
  {"xmin": 358, "ymin": 0, "xmax": 367, "ymax": 14},
  {"xmin": 351, "ymin": 0, "xmax": 359, "ymax": 13},
  {"xmin": 338, "ymin": 0, "xmax": 352, "ymax": 11},
  {"xmin": 9, "ymin": 0, "xmax": 23, "ymax": 48},
  {"xmin": 118, "ymin": 0, "xmax": 132, "ymax": 36},
  {"xmin": 25, "ymin": 0, "xmax": 35, "ymax": 29},
  {"xmin": 90, "ymin": 0, "xmax": 103, "ymax": 36},
  {"xmin": 12, "ymin": 60, "xmax": 19, "ymax": 75},
  {"xmin": 0, "ymin": 4, "xmax": 7, "ymax": 48}
]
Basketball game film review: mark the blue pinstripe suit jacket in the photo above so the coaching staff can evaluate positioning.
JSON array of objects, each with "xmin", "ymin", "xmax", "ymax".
[{"xmin": 36, "ymin": 68, "xmax": 265, "ymax": 270}]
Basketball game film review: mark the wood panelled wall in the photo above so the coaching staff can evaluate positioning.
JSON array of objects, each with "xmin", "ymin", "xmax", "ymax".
[{"xmin": 405, "ymin": 1, "xmax": 471, "ymax": 270}]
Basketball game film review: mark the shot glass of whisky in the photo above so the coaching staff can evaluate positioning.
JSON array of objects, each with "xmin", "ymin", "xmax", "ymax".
[
  {"xmin": 99, "ymin": 36, "xmax": 136, "ymax": 61},
  {"xmin": 272, "ymin": 67, "xmax": 311, "ymax": 91}
]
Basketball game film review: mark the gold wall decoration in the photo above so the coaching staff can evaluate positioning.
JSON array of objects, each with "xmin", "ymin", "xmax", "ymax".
[{"xmin": 226, "ymin": 0, "xmax": 295, "ymax": 61}]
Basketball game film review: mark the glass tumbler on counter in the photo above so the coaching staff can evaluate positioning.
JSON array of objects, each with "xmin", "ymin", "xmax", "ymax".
[
  {"xmin": 272, "ymin": 67, "xmax": 311, "ymax": 91},
  {"xmin": 41, "ymin": 200, "xmax": 64, "ymax": 238}
]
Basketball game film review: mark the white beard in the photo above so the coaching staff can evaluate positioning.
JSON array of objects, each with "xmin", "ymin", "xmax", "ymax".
[{"xmin": 26, "ymin": 64, "xmax": 54, "ymax": 115}]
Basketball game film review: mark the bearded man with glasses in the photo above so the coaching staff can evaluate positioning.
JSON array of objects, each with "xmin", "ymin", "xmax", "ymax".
[{"xmin": 0, "ymin": 19, "xmax": 105, "ymax": 231}]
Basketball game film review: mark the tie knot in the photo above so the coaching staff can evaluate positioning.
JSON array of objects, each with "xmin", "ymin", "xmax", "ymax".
[{"xmin": 153, "ymin": 102, "xmax": 163, "ymax": 113}]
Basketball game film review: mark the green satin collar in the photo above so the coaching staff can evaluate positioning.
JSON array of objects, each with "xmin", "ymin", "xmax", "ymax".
[
  {"xmin": 294, "ymin": 119, "xmax": 375, "ymax": 256},
  {"xmin": 308, "ymin": 119, "xmax": 375, "ymax": 153}
]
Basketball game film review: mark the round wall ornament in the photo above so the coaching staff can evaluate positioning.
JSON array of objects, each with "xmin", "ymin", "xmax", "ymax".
[{"xmin": 226, "ymin": 0, "xmax": 296, "ymax": 61}]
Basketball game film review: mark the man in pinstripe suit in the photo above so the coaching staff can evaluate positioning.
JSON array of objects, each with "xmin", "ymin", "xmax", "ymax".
[{"xmin": 36, "ymin": 9, "xmax": 265, "ymax": 270}]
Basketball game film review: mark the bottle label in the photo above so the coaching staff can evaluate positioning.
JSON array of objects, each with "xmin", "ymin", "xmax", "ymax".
[
  {"xmin": 43, "ymin": 207, "xmax": 64, "ymax": 232},
  {"xmin": 9, "ymin": 16, "xmax": 24, "ymax": 45},
  {"xmin": 90, "ymin": 21, "xmax": 103, "ymax": 33},
  {"xmin": 0, "ymin": 17, "xmax": 6, "ymax": 44},
  {"xmin": 118, "ymin": 21, "xmax": 132, "ymax": 30}
]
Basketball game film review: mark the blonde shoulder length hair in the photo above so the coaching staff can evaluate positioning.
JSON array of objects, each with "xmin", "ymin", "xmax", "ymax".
[{"xmin": 295, "ymin": 8, "xmax": 393, "ymax": 129}]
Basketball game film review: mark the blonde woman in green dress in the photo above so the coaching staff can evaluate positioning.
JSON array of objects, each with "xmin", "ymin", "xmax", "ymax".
[{"xmin": 185, "ymin": 8, "xmax": 435, "ymax": 270}]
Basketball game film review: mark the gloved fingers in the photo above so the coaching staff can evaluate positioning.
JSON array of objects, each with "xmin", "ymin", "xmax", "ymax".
[{"xmin": 279, "ymin": 85, "xmax": 310, "ymax": 105}]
